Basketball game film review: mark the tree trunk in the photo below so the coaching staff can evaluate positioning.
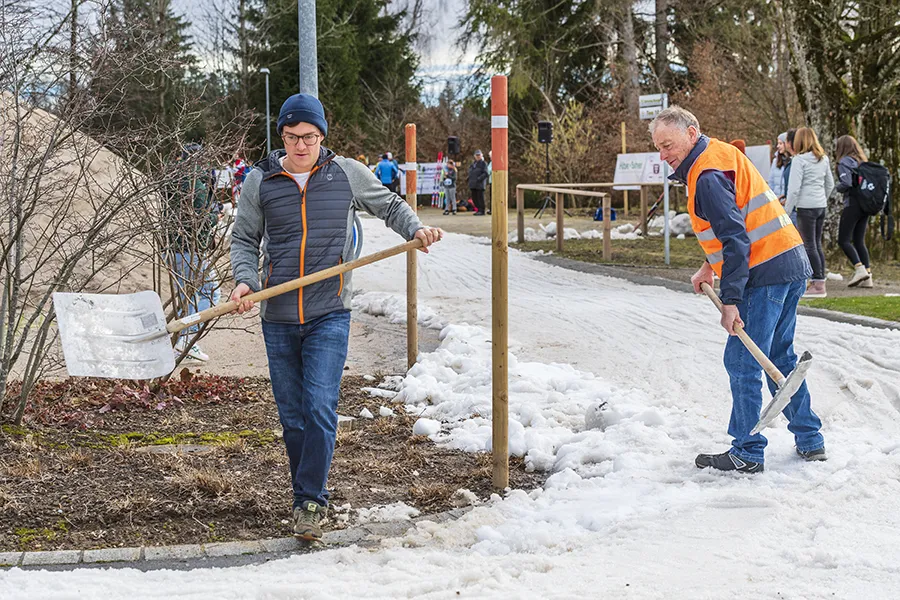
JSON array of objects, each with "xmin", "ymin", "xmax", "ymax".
[
  {"xmin": 620, "ymin": 0, "xmax": 640, "ymax": 116},
  {"xmin": 69, "ymin": 0, "xmax": 78, "ymax": 106},
  {"xmin": 655, "ymin": 0, "xmax": 668, "ymax": 89},
  {"xmin": 781, "ymin": 0, "xmax": 830, "ymax": 148}
]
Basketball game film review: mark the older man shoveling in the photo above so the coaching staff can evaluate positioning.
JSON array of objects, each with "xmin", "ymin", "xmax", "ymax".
[{"xmin": 650, "ymin": 106, "xmax": 826, "ymax": 473}]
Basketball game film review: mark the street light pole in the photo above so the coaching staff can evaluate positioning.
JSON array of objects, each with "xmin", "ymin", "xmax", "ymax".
[
  {"xmin": 298, "ymin": 0, "xmax": 318, "ymax": 97},
  {"xmin": 259, "ymin": 67, "xmax": 271, "ymax": 155}
]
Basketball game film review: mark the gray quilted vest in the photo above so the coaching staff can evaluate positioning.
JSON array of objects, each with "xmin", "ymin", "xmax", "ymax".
[{"xmin": 258, "ymin": 148, "xmax": 351, "ymax": 323}]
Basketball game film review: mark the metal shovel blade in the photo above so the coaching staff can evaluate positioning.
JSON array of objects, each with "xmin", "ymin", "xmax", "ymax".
[
  {"xmin": 750, "ymin": 351, "xmax": 814, "ymax": 435},
  {"xmin": 53, "ymin": 291, "xmax": 174, "ymax": 380}
]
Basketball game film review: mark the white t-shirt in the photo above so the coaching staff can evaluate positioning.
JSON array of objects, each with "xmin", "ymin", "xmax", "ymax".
[{"xmin": 280, "ymin": 156, "xmax": 310, "ymax": 188}]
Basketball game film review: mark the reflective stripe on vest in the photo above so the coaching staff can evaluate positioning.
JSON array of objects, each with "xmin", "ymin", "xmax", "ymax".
[{"xmin": 686, "ymin": 139, "xmax": 803, "ymax": 277}]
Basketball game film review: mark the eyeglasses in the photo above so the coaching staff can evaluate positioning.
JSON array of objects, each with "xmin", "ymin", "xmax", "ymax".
[{"xmin": 282, "ymin": 132, "xmax": 322, "ymax": 147}]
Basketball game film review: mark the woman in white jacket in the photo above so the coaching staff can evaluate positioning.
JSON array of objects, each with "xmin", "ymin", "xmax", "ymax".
[{"xmin": 784, "ymin": 127, "xmax": 835, "ymax": 298}]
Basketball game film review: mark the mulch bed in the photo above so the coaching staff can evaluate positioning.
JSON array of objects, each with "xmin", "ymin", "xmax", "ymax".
[{"xmin": 0, "ymin": 373, "xmax": 542, "ymax": 552}]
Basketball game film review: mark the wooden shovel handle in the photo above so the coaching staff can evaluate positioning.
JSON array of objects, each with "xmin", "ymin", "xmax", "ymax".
[
  {"xmin": 700, "ymin": 282, "xmax": 786, "ymax": 385},
  {"xmin": 167, "ymin": 238, "xmax": 424, "ymax": 334}
]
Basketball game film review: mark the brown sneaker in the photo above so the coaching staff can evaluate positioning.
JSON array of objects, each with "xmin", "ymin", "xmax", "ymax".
[{"xmin": 293, "ymin": 501, "xmax": 327, "ymax": 541}]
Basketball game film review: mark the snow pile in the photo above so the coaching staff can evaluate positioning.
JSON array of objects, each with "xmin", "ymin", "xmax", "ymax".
[
  {"xmin": 413, "ymin": 418, "xmax": 441, "ymax": 436},
  {"xmin": 646, "ymin": 211, "xmax": 693, "ymax": 236},
  {"xmin": 511, "ymin": 221, "xmax": 641, "ymax": 243},
  {"xmin": 394, "ymin": 323, "xmax": 655, "ymax": 473},
  {"xmin": 362, "ymin": 387, "xmax": 398, "ymax": 400},
  {"xmin": 355, "ymin": 502, "xmax": 420, "ymax": 524},
  {"xmin": 352, "ymin": 291, "xmax": 446, "ymax": 330}
]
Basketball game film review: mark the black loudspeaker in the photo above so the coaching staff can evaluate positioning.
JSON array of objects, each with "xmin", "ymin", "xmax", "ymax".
[
  {"xmin": 537, "ymin": 120, "xmax": 553, "ymax": 144},
  {"xmin": 447, "ymin": 136, "xmax": 460, "ymax": 154}
]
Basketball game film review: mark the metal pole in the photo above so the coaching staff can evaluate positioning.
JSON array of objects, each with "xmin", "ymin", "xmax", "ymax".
[
  {"xmin": 260, "ymin": 68, "xmax": 271, "ymax": 155},
  {"xmin": 491, "ymin": 75, "xmax": 509, "ymax": 491},
  {"xmin": 662, "ymin": 94, "xmax": 670, "ymax": 265},
  {"xmin": 405, "ymin": 124, "xmax": 417, "ymax": 370},
  {"xmin": 298, "ymin": 0, "xmax": 318, "ymax": 96},
  {"xmin": 621, "ymin": 121, "xmax": 629, "ymax": 217}
]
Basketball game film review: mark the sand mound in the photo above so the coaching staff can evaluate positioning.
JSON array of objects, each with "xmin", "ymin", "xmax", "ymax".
[{"xmin": 1, "ymin": 92, "xmax": 158, "ymax": 298}]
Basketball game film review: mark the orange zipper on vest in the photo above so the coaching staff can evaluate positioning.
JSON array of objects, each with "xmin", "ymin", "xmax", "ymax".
[
  {"xmin": 337, "ymin": 257, "xmax": 344, "ymax": 296},
  {"xmin": 297, "ymin": 164, "xmax": 325, "ymax": 323}
]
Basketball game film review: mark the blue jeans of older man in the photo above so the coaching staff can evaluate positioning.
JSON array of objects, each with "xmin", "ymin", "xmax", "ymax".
[
  {"xmin": 724, "ymin": 280, "xmax": 825, "ymax": 463},
  {"xmin": 262, "ymin": 310, "xmax": 351, "ymax": 508}
]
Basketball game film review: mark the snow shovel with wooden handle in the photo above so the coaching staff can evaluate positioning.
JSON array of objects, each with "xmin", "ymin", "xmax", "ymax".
[
  {"xmin": 53, "ymin": 238, "xmax": 424, "ymax": 380},
  {"xmin": 700, "ymin": 282, "xmax": 813, "ymax": 435}
]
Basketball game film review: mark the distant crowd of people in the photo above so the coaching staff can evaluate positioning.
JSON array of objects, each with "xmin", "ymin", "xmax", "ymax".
[{"xmin": 359, "ymin": 149, "xmax": 494, "ymax": 216}]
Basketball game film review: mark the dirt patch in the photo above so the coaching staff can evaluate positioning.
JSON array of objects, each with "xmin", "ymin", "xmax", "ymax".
[{"xmin": 0, "ymin": 375, "xmax": 543, "ymax": 552}]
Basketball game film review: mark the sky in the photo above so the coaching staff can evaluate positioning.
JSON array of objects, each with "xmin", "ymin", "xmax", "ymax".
[{"xmin": 173, "ymin": 0, "xmax": 478, "ymax": 102}]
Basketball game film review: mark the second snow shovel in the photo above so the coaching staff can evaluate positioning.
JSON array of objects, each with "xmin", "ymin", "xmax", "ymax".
[
  {"xmin": 53, "ymin": 238, "xmax": 424, "ymax": 380},
  {"xmin": 700, "ymin": 282, "xmax": 813, "ymax": 435}
]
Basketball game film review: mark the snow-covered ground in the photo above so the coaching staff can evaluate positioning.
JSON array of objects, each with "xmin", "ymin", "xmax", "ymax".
[{"xmin": 4, "ymin": 221, "xmax": 900, "ymax": 599}]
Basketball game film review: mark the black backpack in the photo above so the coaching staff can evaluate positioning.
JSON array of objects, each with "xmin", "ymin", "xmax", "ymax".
[{"xmin": 849, "ymin": 162, "xmax": 892, "ymax": 216}]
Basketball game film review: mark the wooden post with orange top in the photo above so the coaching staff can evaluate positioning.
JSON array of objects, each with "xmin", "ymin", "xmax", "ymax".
[
  {"xmin": 405, "ymin": 124, "xmax": 418, "ymax": 370},
  {"xmin": 491, "ymin": 76, "xmax": 509, "ymax": 490}
]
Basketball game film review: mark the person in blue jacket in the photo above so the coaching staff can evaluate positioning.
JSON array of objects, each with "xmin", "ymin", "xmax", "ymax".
[{"xmin": 374, "ymin": 153, "xmax": 399, "ymax": 194}]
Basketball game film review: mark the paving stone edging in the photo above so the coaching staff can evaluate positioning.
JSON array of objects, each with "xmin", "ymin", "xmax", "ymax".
[{"xmin": 0, "ymin": 507, "xmax": 472, "ymax": 569}]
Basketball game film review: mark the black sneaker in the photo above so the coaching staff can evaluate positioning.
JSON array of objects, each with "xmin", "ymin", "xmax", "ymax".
[
  {"xmin": 695, "ymin": 451, "xmax": 764, "ymax": 473},
  {"xmin": 293, "ymin": 500, "xmax": 327, "ymax": 541},
  {"xmin": 796, "ymin": 447, "xmax": 827, "ymax": 461},
  {"xmin": 443, "ymin": 210, "xmax": 449, "ymax": 215}
]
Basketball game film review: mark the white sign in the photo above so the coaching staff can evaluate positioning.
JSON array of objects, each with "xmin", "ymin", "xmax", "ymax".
[
  {"xmin": 639, "ymin": 93, "xmax": 667, "ymax": 120},
  {"xmin": 745, "ymin": 144, "xmax": 771, "ymax": 181},
  {"xmin": 613, "ymin": 152, "xmax": 666, "ymax": 190},
  {"xmin": 399, "ymin": 162, "xmax": 443, "ymax": 196}
]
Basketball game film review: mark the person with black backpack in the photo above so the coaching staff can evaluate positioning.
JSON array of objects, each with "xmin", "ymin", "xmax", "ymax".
[
  {"xmin": 835, "ymin": 136, "xmax": 873, "ymax": 287},
  {"xmin": 835, "ymin": 135, "xmax": 893, "ymax": 288}
]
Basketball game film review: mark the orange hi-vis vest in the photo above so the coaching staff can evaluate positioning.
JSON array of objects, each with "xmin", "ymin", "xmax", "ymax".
[{"xmin": 687, "ymin": 138, "xmax": 803, "ymax": 277}]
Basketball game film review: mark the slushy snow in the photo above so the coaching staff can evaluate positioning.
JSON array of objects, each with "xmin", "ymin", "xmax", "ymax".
[{"xmin": 4, "ymin": 222, "xmax": 900, "ymax": 598}]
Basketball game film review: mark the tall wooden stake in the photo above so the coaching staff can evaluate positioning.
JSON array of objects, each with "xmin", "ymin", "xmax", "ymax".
[
  {"xmin": 603, "ymin": 194, "xmax": 612, "ymax": 260},
  {"xmin": 405, "ymin": 124, "xmax": 417, "ymax": 370},
  {"xmin": 556, "ymin": 191, "xmax": 564, "ymax": 252},
  {"xmin": 491, "ymin": 76, "xmax": 509, "ymax": 490}
]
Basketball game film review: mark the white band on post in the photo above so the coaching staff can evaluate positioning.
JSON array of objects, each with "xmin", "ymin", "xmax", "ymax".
[
  {"xmin": 405, "ymin": 162, "xmax": 417, "ymax": 170},
  {"xmin": 491, "ymin": 116, "xmax": 508, "ymax": 129}
]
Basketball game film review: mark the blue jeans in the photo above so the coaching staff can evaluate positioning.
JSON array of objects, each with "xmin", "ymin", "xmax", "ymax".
[
  {"xmin": 724, "ymin": 280, "xmax": 825, "ymax": 462},
  {"xmin": 169, "ymin": 252, "xmax": 220, "ymax": 343},
  {"xmin": 262, "ymin": 311, "xmax": 351, "ymax": 508}
]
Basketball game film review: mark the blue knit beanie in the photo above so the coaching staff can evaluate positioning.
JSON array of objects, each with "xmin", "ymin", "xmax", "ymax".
[{"xmin": 277, "ymin": 94, "xmax": 328, "ymax": 136}]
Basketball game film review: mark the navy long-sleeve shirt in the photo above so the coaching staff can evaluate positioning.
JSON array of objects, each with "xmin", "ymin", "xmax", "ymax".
[{"xmin": 671, "ymin": 136, "xmax": 811, "ymax": 304}]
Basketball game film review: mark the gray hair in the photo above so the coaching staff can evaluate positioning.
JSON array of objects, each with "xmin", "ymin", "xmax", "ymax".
[{"xmin": 649, "ymin": 106, "xmax": 701, "ymax": 136}]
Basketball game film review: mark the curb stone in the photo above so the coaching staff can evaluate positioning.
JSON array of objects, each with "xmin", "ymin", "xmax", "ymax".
[
  {"xmin": 0, "ymin": 551, "xmax": 24, "ymax": 567},
  {"xmin": 2, "ymin": 501, "xmax": 474, "ymax": 571}
]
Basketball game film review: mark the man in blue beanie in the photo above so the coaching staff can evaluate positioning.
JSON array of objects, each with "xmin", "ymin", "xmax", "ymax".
[{"xmin": 229, "ymin": 93, "xmax": 443, "ymax": 542}]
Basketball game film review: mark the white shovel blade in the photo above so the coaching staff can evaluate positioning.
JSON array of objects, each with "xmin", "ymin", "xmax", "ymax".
[
  {"xmin": 750, "ymin": 351, "xmax": 813, "ymax": 435},
  {"xmin": 53, "ymin": 291, "xmax": 174, "ymax": 380}
]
